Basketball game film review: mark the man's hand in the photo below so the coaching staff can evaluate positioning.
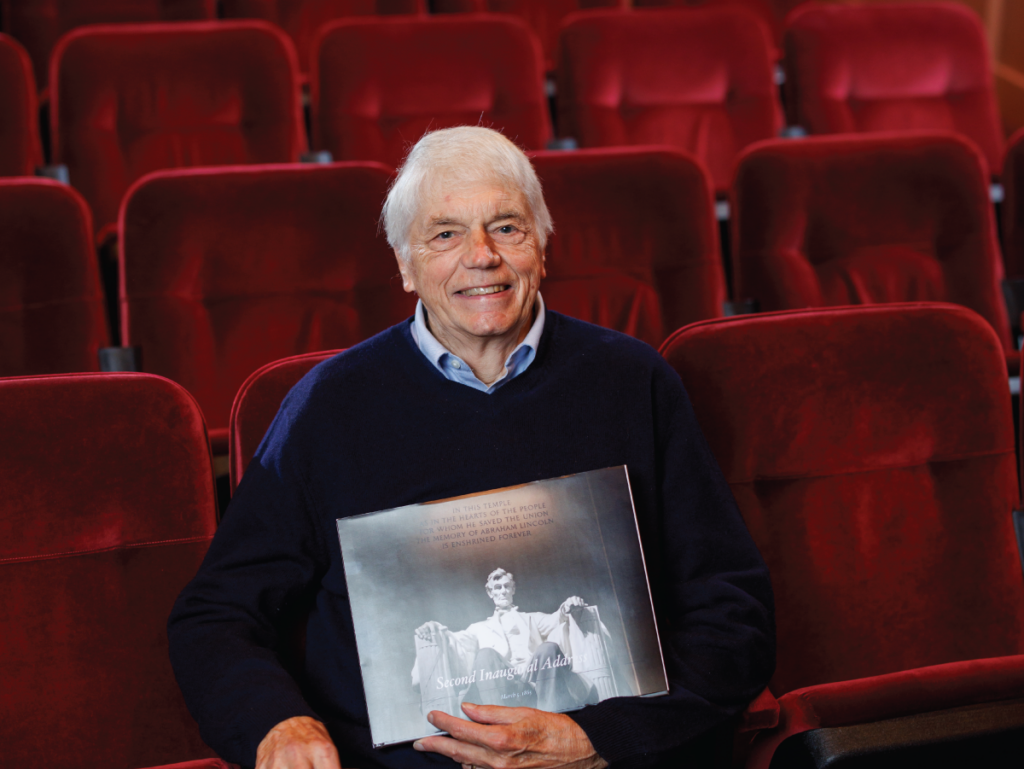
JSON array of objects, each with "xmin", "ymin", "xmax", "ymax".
[
  {"xmin": 256, "ymin": 716, "xmax": 341, "ymax": 769},
  {"xmin": 413, "ymin": 703, "xmax": 608, "ymax": 769},
  {"xmin": 558, "ymin": 597, "xmax": 586, "ymax": 616},
  {"xmin": 415, "ymin": 620, "xmax": 449, "ymax": 640}
]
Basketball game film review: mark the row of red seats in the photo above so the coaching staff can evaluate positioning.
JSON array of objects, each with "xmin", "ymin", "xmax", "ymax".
[
  {"xmin": 3, "ymin": 133, "xmax": 1019, "ymax": 452},
  {"xmin": 0, "ymin": 3, "xmax": 1013, "ymax": 238},
  {"xmin": 0, "ymin": 0, "xmax": 806, "ymax": 86},
  {"xmin": 4, "ymin": 302, "xmax": 1023, "ymax": 769}
]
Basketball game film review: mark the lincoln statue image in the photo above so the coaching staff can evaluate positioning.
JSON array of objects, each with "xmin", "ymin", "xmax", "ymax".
[{"xmin": 412, "ymin": 568, "xmax": 617, "ymax": 717}]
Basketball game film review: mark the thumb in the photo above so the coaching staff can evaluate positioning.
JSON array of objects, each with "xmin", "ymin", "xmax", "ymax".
[{"xmin": 460, "ymin": 702, "xmax": 529, "ymax": 725}]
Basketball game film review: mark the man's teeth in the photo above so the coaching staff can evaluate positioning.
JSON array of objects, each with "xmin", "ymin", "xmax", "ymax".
[{"xmin": 461, "ymin": 285, "xmax": 508, "ymax": 296}]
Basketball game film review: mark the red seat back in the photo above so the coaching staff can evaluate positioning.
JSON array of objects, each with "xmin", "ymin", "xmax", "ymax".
[
  {"xmin": 1003, "ymin": 128, "xmax": 1024, "ymax": 279},
  {"xmin": 732, "ymin": 132, "xmax": 1012, "ymax": 352},
  {"xmin": 120, "ymin": 162, "xmax": 413, "ymax": 449},
  {"xmin": 531, "ymin": 147, "xmax": 723, "ymax": 346},
  {"xmin": 0, "ymin": 179, "xmax": 108, "ymax": 376},
  {"xmin": 51, "ymin": 21, "xmax": 306, "ymax": 238},
  {"xmin": 784, "ymin": 2, "xmax": 1004, "ymax": 175},
  {"xmin": 557, "ymin": 6, "xmax": 781, "ymax": 192},
  {"xmin": 230, "ymin": 349, "xmax": 341, "ymax": 491},
  {"xmin": 311, "ymin": 15, "xmax": 551, "ymax": 168},
  {"xmin": 660, "ymin": 303, "xmax": 1024, "ymax": 696},
  {"xmin": 0, "ymin": 0, "xmax": 215, "ymax": 86},
  {"xmin": 0, "ymin": 33, "xmax": 42, "ymax": 176},
  {"xmin": 433, "ymin": 0, "xmax": 626, "ymax": 71},
  {"xmin": 633, "ymin": 0, "xmax": 811, "ymax": 49},
  {"xmin": 0, "ymin": 372, "xmax": 218, "ymax": 768},
  {"xmin": 221, "ymin": 0, "xmax": 425, "ymax": 75}
]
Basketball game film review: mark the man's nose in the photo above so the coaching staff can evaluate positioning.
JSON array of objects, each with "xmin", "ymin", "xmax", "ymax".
[{"xmin": 463, "ymin": 228, "xmax": 501, "ymax": 268}]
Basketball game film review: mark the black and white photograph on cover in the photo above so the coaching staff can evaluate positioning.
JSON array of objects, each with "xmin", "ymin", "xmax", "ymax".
[{"xmin": 336, "ymin": 465, "xmax": 668, "ymax": 748}]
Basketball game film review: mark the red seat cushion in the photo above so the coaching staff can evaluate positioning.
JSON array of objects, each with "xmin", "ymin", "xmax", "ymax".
[
  {"xmin": 557, "ymin": 6, "xmax": 781, "ymax": 192},
  {"xmin": 633, "ymin": 0, "xmax": 812, "ymax": 49},
  {"xmin": 119, "ymin": 162, "xmax": 414, "ymax": 443},
  {"xmin": 0, "ymin": 179, "xmax": 108, "ymax": 375},
  {"xmin": 531, "ymin": 146, "xmax": 724, "ymax": 346},
  {"xmin": 0, "ymin": 0, "xmax": 215, "ymax": 86},
  {"xmin": 229, "ymin": 349, "xmax": 341, "ymax": 491},
  {"xmin": 661, "ymin": 304, "xmax": 1024, "ymax": 695},
  {"xmin": 221, "ymin": 0, "xmax": 425, "ymax": 76},
  {"xmin": 51, "ymin": 21, "xmax": 306, "ymax": 239},
  {"xmin": 0, "ymin": 372, "xmax": 218, "ymax": 768},
  {"xmin": 731, "ymin": 132, "xmax": 1013, "ymax": 353},
  {"xmin": 783, "ymin": 2, "xmax": 1004, "ymax": 175},
  {"xmin": 0, "ymin": 33, "xmax": 42, "ymax": 176},
  {"xmin": 311, "ymin": 15, "xmax": 551, "ymax": 167},
  {"xmin": 433, "ymin": 0, "xmax": 627, "ymax": 71}
]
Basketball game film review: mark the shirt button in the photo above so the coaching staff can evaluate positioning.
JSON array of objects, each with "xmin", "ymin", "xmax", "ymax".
[{"xmin": 452, "ymin": 360, "xmax": 462, "ymax": 369}]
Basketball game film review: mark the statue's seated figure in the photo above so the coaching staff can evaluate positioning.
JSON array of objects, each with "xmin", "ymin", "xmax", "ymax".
[{"xmin": 412, "ymin": 568, "xmax": 617, "ymax": 719}]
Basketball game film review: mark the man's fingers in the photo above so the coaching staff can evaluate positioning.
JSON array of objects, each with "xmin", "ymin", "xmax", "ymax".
[
  {"xmin": 427, "ymin": 709, "xmax": 502, "ymax": 747},
  {"xmin": 461, "ymin": 702, "xmax": 532, "ymax": 725},
  {"xmin": 414, "ymin": 734, "xmax": 496, "ymax": 768}
]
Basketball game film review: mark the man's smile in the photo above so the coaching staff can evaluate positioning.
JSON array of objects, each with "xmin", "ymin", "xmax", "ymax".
[{"xmin": 458, "ymin": 284, "xmax": 511, "ymax": 296}]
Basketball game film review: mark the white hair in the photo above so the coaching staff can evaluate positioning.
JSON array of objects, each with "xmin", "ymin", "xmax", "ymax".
[
  {"xmin": 382, "ymin": 126, "xmax": 553, "ymax": 262},
  {"xmin": 486, "ymin": 568, "xmax": 514, "ymax": 591}
]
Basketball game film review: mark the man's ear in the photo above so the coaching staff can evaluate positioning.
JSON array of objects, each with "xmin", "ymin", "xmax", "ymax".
[
  {"xmin": 395, "ymin": 250, "xmax": 416, "ymax": 294},
  {"xmin": 540, "ymin": 252, "xmax": 547, "ymax": 280}
]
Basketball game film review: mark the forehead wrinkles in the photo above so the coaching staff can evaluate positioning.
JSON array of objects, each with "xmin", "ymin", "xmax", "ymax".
[{"xmin": 416, "ymin": 173, "xmax": 530, "ymax": 228}]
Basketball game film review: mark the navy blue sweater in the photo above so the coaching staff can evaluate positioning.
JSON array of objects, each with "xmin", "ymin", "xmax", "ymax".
[{"xmin": 168, "ymin": 312, "xmax": 774, "ymax": 769}]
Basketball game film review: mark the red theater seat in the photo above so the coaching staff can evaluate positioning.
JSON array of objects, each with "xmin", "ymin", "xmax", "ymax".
[
  {"xmin": 119, "ymin": 162, "xmax": 414, "ymax": 454},
  {"xmin": 221, "ymin": 0, "xmax": 425, "ymax": 76},
  {"xmin": 51, "ymin": 21, "xmax": 306, "ymax": 241},
  {"xmin": 633, "ymin": 0, "xmax": 811, "ymax": 50},
  {"xmin": 0, "ymin": 0, "xmax": 215, "ymax": 87},
  {"xmin": 661, "ymin": 303, "xmax": 1024, "ymax": 768},
  {"xmin": 0, "ymin": 372, "xmax": 218, "ymax": 769},
  {"xmin": 137, "ymin": 761, "xmax": 237, "ymax": 769},
  {"xmin": 783, "ymin": 2, "xmax": 1004, "ymax": 175},
  {"xmin": 731, "ymin": 133, "xmax": 1014, "ymax": 366},
  {"xmin": 530, "ymin": 147, "xmax": 723, "ymax": 346},
  {"xmin": 557, "ymin": 6, "xmax": 781, "ymax": 193},
  {"xmin": 0, "ymin": 179, "xmax": 108, "ymax": 376},
  {"xmin": 432, "ymin": 0, "xmax": 626, "ymax": 72},
  {"xmin": 311, "ymin": 15, "xmax": 551, "ymax": 168},
  {"xmin": 1003, "ymin": 128, "xmax": 1024, "ymax": 279},
  {"xmin": 230, "ymin": 350, "xmax": 340, "ymax": 491},
  {"xmin": 0, "ymin": 33, "xmax": 42, "ymax": 176}
]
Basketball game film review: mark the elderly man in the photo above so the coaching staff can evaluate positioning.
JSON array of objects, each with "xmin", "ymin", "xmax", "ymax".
[{"xmin": 168, "ymin": 126, "xmax": 774, "ymax": 769}]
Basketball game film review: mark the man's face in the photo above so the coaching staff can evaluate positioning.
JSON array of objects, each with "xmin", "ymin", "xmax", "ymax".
[
  {"xmin": 397, "ymin": 177, "xmax": 546, "ymax": 347},
  {"xmin": 487, "ymin": 575, "xmax": 516, "ymax": 609}
]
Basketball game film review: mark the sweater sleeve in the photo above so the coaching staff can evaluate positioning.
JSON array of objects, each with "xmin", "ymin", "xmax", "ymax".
[
  {"xmin": 568, "ymin": 360, "xmax": 776, "ymax": 768},
  {"xmin": 167, "ymin": 396, "xmax": 329, "ymax": 767}
]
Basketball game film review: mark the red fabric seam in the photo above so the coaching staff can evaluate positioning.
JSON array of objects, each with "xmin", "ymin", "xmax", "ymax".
[{"xmin": 0, "ymin": 534, "xmax": 215, "ymax": 565}]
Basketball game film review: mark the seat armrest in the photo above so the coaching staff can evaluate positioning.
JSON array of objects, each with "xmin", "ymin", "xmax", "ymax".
[
  {"xmin": 99, "ymin": 346, "xmax": 141, "ymax": 372},
  {"xmin": 771, "ymin": 697, "xmax": 1024, "ymax": 768}
]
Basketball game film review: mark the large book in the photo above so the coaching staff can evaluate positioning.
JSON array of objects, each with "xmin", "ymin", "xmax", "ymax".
[{"xmin": 336, "ymin": 465, "xmax": 668, "ymax": 748}]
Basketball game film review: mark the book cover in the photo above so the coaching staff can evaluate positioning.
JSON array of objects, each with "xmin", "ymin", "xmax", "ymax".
[{"xmin": 336, "ymin": 465, "xmax": 668, "ymax": 748}]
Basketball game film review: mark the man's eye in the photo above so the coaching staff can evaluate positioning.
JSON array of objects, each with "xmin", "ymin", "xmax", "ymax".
[
  {"xmin": 437, "ymin": 231, "xmax": 454, "ymax": 240},
  {"xmin": 497, "ymin": 225, "xmax": 517, "ymax": 235}
]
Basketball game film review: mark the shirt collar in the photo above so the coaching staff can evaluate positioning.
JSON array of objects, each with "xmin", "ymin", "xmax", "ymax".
[{"xmin": 410, "ymin": 293, "xmax": 545, "ymax": 393}]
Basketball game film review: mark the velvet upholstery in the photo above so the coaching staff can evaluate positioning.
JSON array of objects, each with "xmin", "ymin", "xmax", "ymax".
[
  {"xmin": 783, "ymin": 2, "xmax": 1004, "ymax": 175},
  {"xmin": 0, "ymin": 372, "xmax": 218, "ymax": 769},
  {"xmin": 731, "ymin": 133, "xmax": 1013, "ymax": 357},
  {"xmin": 229, "ymin": 349, "xmax": 340, "ymax": 491},
  {"xmin": 138, "ymin": 761, "xmax": 237, "ymax": 769},
  {"xmin": 1003, "ymin": 128, "xmax": 1024, "ymax": 279},
  {"xmin": 0, "ymin": 179, "xmax": 109, "ymax": 376},
  {"xmin": 660, "ymin": 303, "xmax": 1024, "ymax": 768},
  {"xmin": 221, "ymin": 0, "xmax": 425, "ymax": 76},
  {"xmin": 51, "ymin": 21, "xmax": 306, "ymax": 240},
  {"xmin": 529, "ymin": 147, "xmax": 723, "ymax": 346},
  {"xmin": 0, "ymin": 34, "xmax": 42, "ymax": 176},
  {"xmin": 556, "ymin": 6, "xmax": 781, "ymax": 193},
  {"xmin": 432, "ymin": 0, "xmax": 626, "ymax": 72},
  {"xmin": 633, "ymin": 0, "xmax": 811, "ymax": 49},
  {"xmin": 311, "ymin": 15, "xmax": 551, "ymax": 167},
  {"xmin": 119, "ymin": 162, "xmax": 414, "ymax": 453},
  {"xmin": 0, "ymin": 0, "xmax": 215, "ymax": 86}
]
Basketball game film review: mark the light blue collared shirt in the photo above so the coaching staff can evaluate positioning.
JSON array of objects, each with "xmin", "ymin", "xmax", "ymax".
[{"xmin": 410, "ymin": 294, "xmax": 546, "ymax": 394}]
